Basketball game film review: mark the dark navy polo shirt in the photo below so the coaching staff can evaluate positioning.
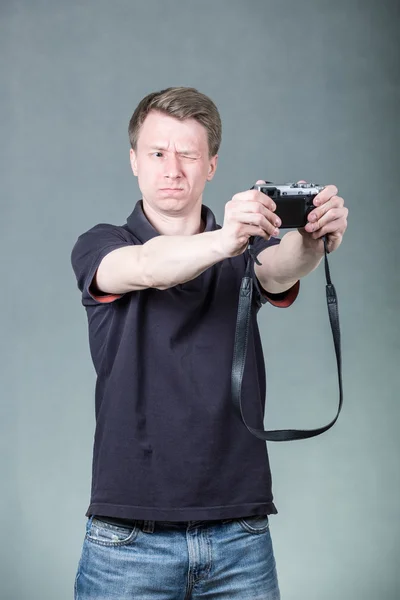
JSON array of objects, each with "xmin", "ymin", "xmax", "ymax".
[{"xmin": 71, "ymin": 200, "xmax": 300, "ymax": 522}]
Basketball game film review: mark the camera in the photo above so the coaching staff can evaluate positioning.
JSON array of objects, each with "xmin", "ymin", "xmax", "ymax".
[{"xmin": 251, "ymin": 182, "xmax": 325, "ymax": 229}]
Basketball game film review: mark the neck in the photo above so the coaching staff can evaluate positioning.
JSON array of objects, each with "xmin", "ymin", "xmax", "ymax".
[{"xmin": 142, "ymin": 199, "xmax": 205, "ymax": 236}]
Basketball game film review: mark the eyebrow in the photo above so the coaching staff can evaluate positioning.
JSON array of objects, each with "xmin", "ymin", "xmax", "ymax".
[{"xmin": 148, "ymin": 145, "xmax": 200, "ymax": 156}]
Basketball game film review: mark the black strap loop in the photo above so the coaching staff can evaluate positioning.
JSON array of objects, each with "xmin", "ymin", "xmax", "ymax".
[{"xmin": 231, "ymin": 235, "xmax": 343, "ymax": 441}]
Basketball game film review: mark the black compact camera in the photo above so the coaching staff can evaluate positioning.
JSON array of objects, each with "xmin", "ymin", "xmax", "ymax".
[{"xmin": 251, "ymin": 182, "xmax": 325, "ymax": 229}]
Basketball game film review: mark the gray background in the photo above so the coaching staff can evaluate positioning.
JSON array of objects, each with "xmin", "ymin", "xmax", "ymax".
[{"xmin": 2, "ymin": 0, "xmax": 399, "ymax": 598}]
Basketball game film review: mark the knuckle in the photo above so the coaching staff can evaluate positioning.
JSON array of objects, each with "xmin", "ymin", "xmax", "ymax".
[
  {"xmin": 321, "ymin": 203, "xmax": 330, "ymax": 217},
  {"xmin": 337, "ymin": 208, "xmax": 346, "ymax": 219},
  {"xmin": 332, "ymin": 196, "xmax": 341, "ymax": 208},
  {"xmin": 256, "ymin": 214, "xmax": 264, "ymax": 226}
]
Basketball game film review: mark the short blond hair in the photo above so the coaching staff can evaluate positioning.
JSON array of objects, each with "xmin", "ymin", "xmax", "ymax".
[{"xmin": 128, "ymin": 87, "xmax": 222, "ymax": 158}]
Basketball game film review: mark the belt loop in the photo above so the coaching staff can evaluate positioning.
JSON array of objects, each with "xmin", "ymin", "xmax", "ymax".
[
  {"xmin": 86, "ymin": 515, "xmax": 94, "ymax": 532},
  {"xmin": 142, "ymin": 520, "xmax": 155, "ymax": 533}
]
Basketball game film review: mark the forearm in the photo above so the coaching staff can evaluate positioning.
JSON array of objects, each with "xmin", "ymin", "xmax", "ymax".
[
  {"xmin": 261, "ymin": 230, "xmax": 324, "ymax": 293},
  {"xmin": 141, "ymin": 230, "xmax": 227, "ymax": 290}
]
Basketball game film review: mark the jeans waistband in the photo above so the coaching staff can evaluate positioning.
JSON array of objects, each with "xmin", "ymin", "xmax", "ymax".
[{"xmin": 93, "ymin": 515, "xmax": 236, "ymax": 533}]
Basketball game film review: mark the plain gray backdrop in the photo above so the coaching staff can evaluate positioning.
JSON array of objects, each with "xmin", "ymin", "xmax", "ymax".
[{"xmin": 2, "ymin": 1, "xmax": 399, "ymax": 599}]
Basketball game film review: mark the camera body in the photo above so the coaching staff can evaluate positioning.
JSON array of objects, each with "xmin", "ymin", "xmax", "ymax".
[{"xmin": 252, "ymin": 182, "xmax": 325, "ymax": 229}]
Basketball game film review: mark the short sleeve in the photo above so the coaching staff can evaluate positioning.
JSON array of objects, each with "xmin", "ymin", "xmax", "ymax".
[
  {"xmin": 71, "ymin": 223, "xmax": 134, "ymax": 307},
  {"xmin": 247, "ymin": 235, "xmax": 300, "ymax": 308}
]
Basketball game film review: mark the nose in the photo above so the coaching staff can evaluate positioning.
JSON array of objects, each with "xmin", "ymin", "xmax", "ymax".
[{"xmin": 164, "ymin": 153, "xmax": 182, "ymax": 180}]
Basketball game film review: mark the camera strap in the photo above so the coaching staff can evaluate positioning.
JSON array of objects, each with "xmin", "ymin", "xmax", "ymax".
[{"xmin": 231, "ymin": 236, "xmax": 343, "ymax": 441}]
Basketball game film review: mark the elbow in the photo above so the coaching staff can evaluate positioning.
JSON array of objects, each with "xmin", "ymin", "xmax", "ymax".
[{"xmin": 140, "ymin": 251, "xmax": 169, "ymax": 290}]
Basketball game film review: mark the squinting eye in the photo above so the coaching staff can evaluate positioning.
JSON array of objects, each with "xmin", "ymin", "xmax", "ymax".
[{"xmin": 153, "ymin": 152, "xmax": 163, "ymax": 158}]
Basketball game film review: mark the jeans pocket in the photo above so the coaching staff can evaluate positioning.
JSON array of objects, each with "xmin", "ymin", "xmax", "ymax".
[
  {"xmin": 238, "ymin": 514, "xmax": 270, "ymax": 534},
  {"xmin": 86, "ymin": 517, "xmax": 139, "ymax": 547}
]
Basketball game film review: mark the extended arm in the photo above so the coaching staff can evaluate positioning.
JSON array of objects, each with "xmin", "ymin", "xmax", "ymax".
[
  {"xmin": 254, "ymin": 230, "xmax": 324, "ymax": 294},
  {"xmin": 255, "ymin": 182, "xmax": 348, "ymax": 295}
]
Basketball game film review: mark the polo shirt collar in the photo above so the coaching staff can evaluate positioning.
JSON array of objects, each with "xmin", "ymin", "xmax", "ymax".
[{"xmin": 126, "ymin": 199, "xmax": 218, "ymax": 243}]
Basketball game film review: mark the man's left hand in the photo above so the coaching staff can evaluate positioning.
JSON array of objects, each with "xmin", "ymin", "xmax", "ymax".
[{"xmin": 298, "ymin": 181, "xmax": 348, "ymax": 253}]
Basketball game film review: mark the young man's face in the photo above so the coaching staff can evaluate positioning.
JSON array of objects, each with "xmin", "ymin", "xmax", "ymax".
[{"xmin": 130, "ymin": 110, "xmax": 218, "ymax": 215}]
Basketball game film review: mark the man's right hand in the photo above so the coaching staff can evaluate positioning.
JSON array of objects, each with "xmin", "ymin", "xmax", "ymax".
[{"xmin": 218, "ymin": 181, "xmax": 281, "ymax": 258}]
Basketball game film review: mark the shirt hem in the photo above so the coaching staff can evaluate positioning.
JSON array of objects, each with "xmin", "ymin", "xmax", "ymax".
[{"xmin": 85, "ymin": 501, "xmax": 278, "ymax": 521}]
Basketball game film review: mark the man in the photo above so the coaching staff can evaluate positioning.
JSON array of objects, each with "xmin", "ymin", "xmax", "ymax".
[{"xmin": 71, "ymin": 86, "xmax": 348, "ymax": 599}]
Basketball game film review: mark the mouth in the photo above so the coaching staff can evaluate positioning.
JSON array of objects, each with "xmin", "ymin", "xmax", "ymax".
[{"xmin": 159, "ymin": 188, "xmax": 185, "ymax": 195}]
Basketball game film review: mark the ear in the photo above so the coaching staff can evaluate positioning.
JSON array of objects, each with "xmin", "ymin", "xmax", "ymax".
[
  {"xmin": 130, "ymin": 148, "xmax": 138, "ymax": 176},
  {"xmin": 206, "ymin": 154, "xmax": 218, "ymax": 181}
]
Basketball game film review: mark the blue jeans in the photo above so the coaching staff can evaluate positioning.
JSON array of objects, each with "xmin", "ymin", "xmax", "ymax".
[{"xmin": 74, "ymin": 514, "xmax": 280, "ymax": 599}]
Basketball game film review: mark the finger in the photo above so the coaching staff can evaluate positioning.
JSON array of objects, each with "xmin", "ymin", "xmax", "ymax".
[
  {"xmin": 310, "ymin": 217, "xmax": 347, "ymax": 239},
  {"xmin": 306, "ymin": 197, "xmax": 345, "ymax": 229},
  {"xmin": 233, "ymin": 190, "xmax": 277, "ymax": 212},
  {"xmin": 297, "ymin": 179, "xmax": 307, "ymax": 183},
  {"xmin": 237, "ymin": 201, "xmax": 281, "ymax": 227},
  {"xmin": 244, "ymin": 225, "xmax": 274, "ymax": 241},
  {"xmin": 305, "ymin": 207, "xmax": 347, "ymax": 234},
  {"xmin": 314, "ymin": 184, "xmax": 338, "ymax": 206},
  {"xmin": 236, "ymin": 210, "xmax": 280, "ymax": 237},
  {"xmin": 255, "ymin": 179, "xmax": 266, "ymax": 185}
]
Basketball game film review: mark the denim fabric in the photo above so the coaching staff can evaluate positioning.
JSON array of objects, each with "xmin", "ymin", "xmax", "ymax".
[{"xmin": 74, "ymin": 514, "xmax": 280, "ymax": 599}]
